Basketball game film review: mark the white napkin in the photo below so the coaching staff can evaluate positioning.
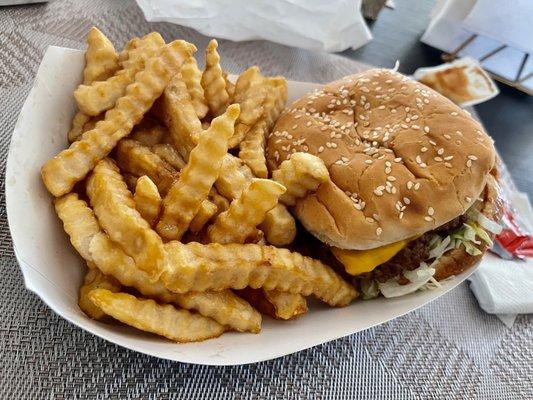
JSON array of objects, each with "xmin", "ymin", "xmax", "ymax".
[
  {"xmin": 135, "ymin": 0, "xmax": 372, "ymax": 52},
  {"xmin": 468, "ymin": 192, "xmax": 533, "ymax": 327}
]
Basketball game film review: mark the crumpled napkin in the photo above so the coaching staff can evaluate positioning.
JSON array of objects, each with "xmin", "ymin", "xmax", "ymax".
[
  {"xmin": 135, "ymin": 0, "xmax": 372, "ymax": 52},
  {"xmin": 468, "ymin": 192, "xmax": 533, "ymax": 327}
]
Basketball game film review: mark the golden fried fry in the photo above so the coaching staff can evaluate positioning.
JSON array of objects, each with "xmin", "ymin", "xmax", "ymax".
[
  {"xmin": 68, "ymin": 28, "xmax": 120, "ymax": 143},
  {"xmin": 213, "ymin": 154, "xmax": 297, "ymax": 245},
  {"xmin": 89, "ymin": 232, "xmax": 261, "ymax": 332},
  {"xmin": 54, "ymin": 193, "xmax": 101, "ymax": 260},
  {"xmin": 231, "ymin": 66, "xmax": 267, "ymax": 148},
  {"xmin": 78, "ymin": 265, "xmax": 121, "ymax": 320},
  {"xmin": 134, "ymin": 175, "xmax": 162, "ymax": 226},
  {"xmin": 42, "ymin": 40, "xmax": 194, "ymax": 197},
  {"xmin": 159, "ymin": 75, "xmax": 202, "ymax": 160},
  {"xmin": 207, "ymin": 179, "xmax": 286, "ymax": 244},
  {"xmin": 89, "ymin": 289, "xmax": 225, "ymax": 342},
  {"xmin": 189, "ymin": 200, "xmax": 217, "ymax": 234},
  {"xmin": 201, "ymin": 39, "xmax": 229, "ymax": 117},
  {"xmin": 151, "ymin": 143, "xmax": 186, "ymax": 170},
  {"xmin": 130, "ymin": 124, "xmax": 168, "ymax": 147},
  {"xmin": 208, "ymin": 188, "xmax": 230, "ymax": 214},
  {"xmin": 238, "ymin": 288, "xmax": 308, "ymax": 320},
  {"xmin": 263, "ymin": 76, "xmax": 288, "ymax": 130},
  {"xmin": 180, "ymin": 56, "xmax": 208, "ymax": 118},
  {"xmin": 83, "ymin": 27, "xmax": 120, "ymax": 84},
  {"xmin": 87, "ymin": 158, "xmax": 165, "ymax": 278},
  {"xmin": 238, "ymin": 120, "xmax": 268, "ymax": 178},
  {"xmin": 74, "ymin": 32, "xmax": 165, "ymax": 116},
  {"xmin": 272, "ymin": 152, "xmax": 329, "ymax": 206},
  {"xmin": 259, "ymin": 204, "xmax": 297, "ymax": 246},
  {"xmin": 116, "ymin": 139, "xmax": 178, "ymax": 196},
  {"xmin": 223, "ymin": 70, "xmax": 235, "ymax": 102},
  {"xmin": 215, "ymin": 154, "xmax": 251, "ymax": 199},
  {"xmin": 82, "ymin": 114, "xmax": 104, "ymax": 133},
  {"xmin": 161, "ymin": 241, "xmax": 357, "ymax": 306},
  {"xmin": 156, "ymin": 104, "xmax": 240, "ymax": 241}
]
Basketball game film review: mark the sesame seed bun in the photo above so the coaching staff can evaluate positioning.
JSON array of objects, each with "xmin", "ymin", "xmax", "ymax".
[{"xmin": 266, "ymin": 69, "xmax": 496, "ymax": 250}]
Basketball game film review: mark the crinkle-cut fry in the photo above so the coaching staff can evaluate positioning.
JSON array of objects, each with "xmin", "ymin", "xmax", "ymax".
[
  {"xmin": 41, "ymin": 40, "xmax": 194, "ymax": 197},
  {"xmin": 189, "ymin": 200, "xmax": 218, "ymax": 234},
  {"xmin": 54, "ymin": 193, "xmax": 101, "ymax": 260},
  {"xmin": 272, "ymin": 152, "xmax": 330, "ymax": 206},
  {"xmin": 263, "ymin": 77, "xmax": 288, "ymax": 130},
  {"xmin": 260, "ymin": 204, "xmax": 297, "ymax": 246},
  {"xmin": 83, "ymin": 27, "xmax": 120, "ymax": 84},
  {"xmin": 223, "ymin": 70, "xmax": 235, "ymax": 102},
  {"xmin": 116, "ymin": 139, "xmax": 179, "ymax": 196},
  {"xmin": 230, "ymin": 66, "xmax": 267, "ymax": 148},
  {"xmin": 87, "ymin": 158, "xmax": 165, "ymax": 278},
  {"xmin": 213, "ymin": 154, "xmax": 296, "ymax": 245},
  {"xmin": 151, "ymin": 143, "xmax": 186, "ymax": 170},
  {"xmin": 82, "ymin": 114, "xmax": 104, "ymax": 133},
  {"xmin": 207, "ymin": 179, "xmax": 286, "ymax": 244},
  {"xmin": 78, "ymin": 265, "xmax": 121, "ymax": 320},
  {"xmin": 57, "ymin": 193, "xmax": 259, "ymax": 332},
  {"xmin": 75, "ymin": 32, "xmax": 166, "ymax": 116},
  {"xmin": 238, "ymin": 120, "xmax": 268, "ymax": 178},
  {"xmin": 208, "ymin": 188, "xmax": 229, "ymax": 214},
  {"xmin": 68, "ymin": 112, "xmax": 91, "ymax": 143},
  {"xmin": 156, "ymin": 104, "xmax": 240, "ymax": 241},
  {"xmin": 215, "ymin": 154, "xmax": 250, "ymax": 200},
  {"xmin": 119, "ymin": 36, "xmax": 140, "ymax": 63},
  {"xmin": 238, "ymin": 288, "xmax": 308, "ymax": 320},
  {"xmin": 89, "ymin": 232, "xmax": 261, "ymax": 333},
  {"xmin": 89, "ymin": 289, "xmax": 225, "ymax": 342},
  {"xmin": 161, "ymin": 241, "xmax": 358, "ymax": 306},
  {"xmin": 160, "ymin": 75, "xmax": 202, "ymax": 160},
  {"xmin": 201, "ymin": 39, "xmax": 229, "ymax": 117},
  {"xmin": 180, "ymin": 56, "xmax": 208, "ymax": 119},
  {"xmin": 130, "ymin": 124, "xmax": 168, "ymax": 147},
  {"xmin": 134, "ymin": 175, "xmax": 162, "ymax": 226}
]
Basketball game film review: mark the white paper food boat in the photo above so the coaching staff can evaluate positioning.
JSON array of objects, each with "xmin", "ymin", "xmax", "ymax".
[{"xmin": 5, "ymin": 46, "xmax": 478, "ymax": 365}]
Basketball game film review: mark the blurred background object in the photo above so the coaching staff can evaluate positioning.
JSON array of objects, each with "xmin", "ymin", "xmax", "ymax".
[{"xmin": 422, "ymin": 0, "xmax": 533, "ymax": 94}]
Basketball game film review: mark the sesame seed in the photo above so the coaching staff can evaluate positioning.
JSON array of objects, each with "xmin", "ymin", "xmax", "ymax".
[
  {"xmin": 292, "ymin": 124, "xmax": 298, "ymax": 130},
  {"xmin": 376, "ymin": 227, "xmax": 383, "ymax": 236},
  {"xmin": 424, "ymin": 216, "xmax": 433, "ymax": 222},
  {"xmin": 378, "ymin": 105, "xmax": 386, "ymax": 110},
  {"xmin": 412, "ymin": 125, "xmax": 420, "ymax": 130},
  {"xmin": 466, "ymin": 159, "xmax": 473, "ymax": 168},
  {"xmin": 331, "ymin": 143, "xmax": 338, "ymax": 149},
  {"xmin": 373, "ymin": 213, "xmax": 381, "ymax": 221},
  {"xmin": 374, "ymin": 189, "xmax": 383, "ymax": 196},
  {"xmin": 387, "ymin": 176, "xmax": 397, "ymax": 182},
  {"xmin": 421, "ymin": 147, "xmax": 428, "ymax": 153},
  {"xmin": 445, "ymin": 162, "xmax": 452, "ymax": 168},
  {"xmin": 466, "ymin": 196, "xmax": 472, "ymax": 202},
  {"xmin": 318, "ymin": 146, "xmax": 324, "ymax": 153},
  {"xmin": 424, "ymin": 126, "xmax": 430, "ymax": 133},
  {"xmin": 437, "ymin": 148, "xmax": 444, "ymax": 155},
  {"xmin": 416, "ymin": 155, "xmax": 422, "ymax": 164},
  {"xmin": 428, "ymin": 207, "xmax": 434, "ymax": 216},
  {"xmin": 451, "ymin": 112, "xmax": 458, "ymax": 116},
  {"xmin": 364, "ymin": 159, "xmax": 373, "ymax": 165},
  {"xmin": 306, "ymin": 121, "xmax": 312, "ymax": 127},
  {"xmin": 399, "ymin": 212, "xmax": 404, "ymax": 219},
  {"xmin": 394, "ymin": 157, "xmax": 402, "ymax": 162},
  {"xmin": 385, "ymin": 167, "xmax": 392, "ymax": 174},
  {"xmin": 411, "ymin": 115, "xmax": 419, "ymax": 120},
  {"xmin": 434, "ymin": 157, "xmax": 443, "ymax": 162},
  {"xmin": 391, "ymin": 109, "xmax": 397, "ymax": 113},
  {"xmin": 361, "ymin": 87, "xmax": 370, "ymax": 93},
  {"xmin": 403, "ymin": 197, "xmax": 411, "ymax": 204},
  {"xmin": 444, "ymin": 156, "xmax": 453, "ymax": 161},
  {"xmin": 414, "ymin": 182, "xmax": 421, "ymax": 190},
  {"xmin": 366, "ymin": 217, "xmax": 374, "ymax": 223},
  {"xmin": 420, "ymin": 163, "xmax": 427, "ymax": 168},
  {"xmin": 429, "ymin": 140, "xmax": 437, "ymax": 146},
  {"xmin": 444, "ymin": 134, "xmax": 451, "ymax": 140},
  {"xmin": 468, "ymin": 155, "xmax": 478, "ymax": 160},
  {"xmin": 407, "ymin": 181, "xmax": 413, "ymax": 190}
]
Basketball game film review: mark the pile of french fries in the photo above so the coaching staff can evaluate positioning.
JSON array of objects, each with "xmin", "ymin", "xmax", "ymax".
[{"xmin": 42, "ymin": 28, "xmax": 358, "ymax": 342}]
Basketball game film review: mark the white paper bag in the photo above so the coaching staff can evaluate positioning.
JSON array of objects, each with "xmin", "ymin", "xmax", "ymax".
[{"xmin": 135, "ymin": 0, "xmax": 372, "ymax": 52}]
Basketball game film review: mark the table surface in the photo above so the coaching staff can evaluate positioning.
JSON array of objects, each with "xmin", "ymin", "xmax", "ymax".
[{"xmin": 0, "ymin": 1, "xmax": 532, "ymax": 399}]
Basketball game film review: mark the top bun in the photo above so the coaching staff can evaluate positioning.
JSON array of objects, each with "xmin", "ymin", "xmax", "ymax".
[{"xmin": 266, "ymin": 69, "xmax": 496, "ymax": 250}]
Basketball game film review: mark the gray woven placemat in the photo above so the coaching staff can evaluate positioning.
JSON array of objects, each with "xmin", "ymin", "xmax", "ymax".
[{"xmin": 0, "ymin": 1, "xmax": 531, "ymax": 399}]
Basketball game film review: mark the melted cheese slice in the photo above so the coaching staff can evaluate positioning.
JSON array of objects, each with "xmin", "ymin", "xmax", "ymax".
[{"xmin": 331, "ymin": 238, "xmax": 412, "ymax": 276}]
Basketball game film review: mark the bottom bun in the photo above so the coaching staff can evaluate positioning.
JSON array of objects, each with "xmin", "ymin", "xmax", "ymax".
[{"xmin": 434, "ymin": 172, "xmax": 502, "ymax": 280}]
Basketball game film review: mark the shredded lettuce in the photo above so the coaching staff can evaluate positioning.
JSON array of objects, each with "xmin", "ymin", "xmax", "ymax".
[
  {"xmin": 379, "ymin": 262, "xmax": 436, "ymax": 298},
  {"xmin": 360, "ymin": 280, "xmax": 380, "ymax": 300},
  {"xmin": 450, "ymin": 222, "xmax": 492, "ymax": 256}
]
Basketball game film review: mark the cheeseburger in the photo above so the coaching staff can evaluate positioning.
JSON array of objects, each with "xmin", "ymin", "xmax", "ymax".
[{"xmin": 266, "ymin": 69, "xmax": 502, "ymax": 299}]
